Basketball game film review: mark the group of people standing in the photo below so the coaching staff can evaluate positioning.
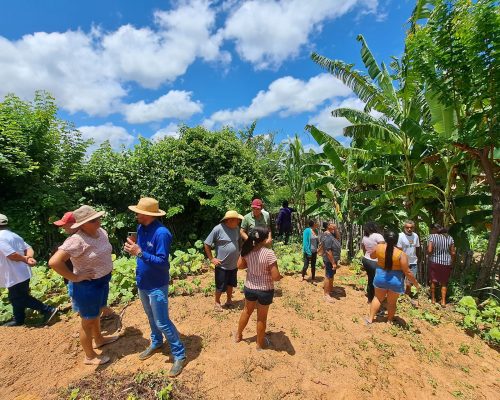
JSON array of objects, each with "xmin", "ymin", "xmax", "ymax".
[
  {"xmin": 0, "ymin": 196, "xmax": 457, "ymax": 374},
  {"xmin": 360, "ymin": 220, "xmax": 456, "ymax": 324}
]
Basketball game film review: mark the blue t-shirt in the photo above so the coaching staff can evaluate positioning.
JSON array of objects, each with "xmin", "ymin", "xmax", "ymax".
[{"xmin": 136, "ymin": 220, "xmax": 172, "ymax": 290}]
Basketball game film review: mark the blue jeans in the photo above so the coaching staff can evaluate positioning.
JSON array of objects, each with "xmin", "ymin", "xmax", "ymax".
[{"xmin": 139, "ymin": 285, "xmax": 185, "ymax": 361}]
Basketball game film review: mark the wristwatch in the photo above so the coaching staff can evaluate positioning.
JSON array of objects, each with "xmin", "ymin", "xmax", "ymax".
[{"xmin": 137, "ymin": 251, "xmax": 143, "ymax": 258}]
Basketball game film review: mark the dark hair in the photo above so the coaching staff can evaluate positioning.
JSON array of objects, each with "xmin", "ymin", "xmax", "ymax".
[
  {"xmin": 308, "ymin": 219, "xmax": 316, "ymax": 227},
  {"xmin": 383, "ymin": 231, "xmax": 398, "ymax": 270},
  {"xmin": 363, "ymin": 221, "xmax": 380, "ymax": 237},
  {"xmin": 430, "ymin": 223, "xmax": 447, "ymax": 234},
  {"xmin": 241, "ymin": 226, "xmax": 269, "ymax": 257},
  {"xmin": 282, "ymin": 200, "xmax": 289, "ymax": 208},
  {"xmin": 322, "ymin": 221, "xmax": 328, "ymax": 231}
]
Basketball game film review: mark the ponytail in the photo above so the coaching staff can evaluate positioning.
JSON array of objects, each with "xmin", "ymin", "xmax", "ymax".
[
  {"xmin": 383, "ymin": 231, "xmax": 398, "ymax": 270},
  {"xmin": 241, "ymin": 226, "xmax": 269, "ymax": 257}
]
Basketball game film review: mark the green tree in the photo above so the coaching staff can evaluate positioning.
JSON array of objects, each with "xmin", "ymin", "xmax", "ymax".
[
  {"xmin": 0, "ymin": 91, "xmax": 88, "ymax": 255},
  {"xmin": 407, "ymin": 0, "xmax": 500, "ymax": 288}
]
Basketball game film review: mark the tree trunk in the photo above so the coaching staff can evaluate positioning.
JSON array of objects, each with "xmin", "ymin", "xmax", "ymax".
[{"xmin": 474, "ymin": 148, "xmax": 500, "ymax": 289}]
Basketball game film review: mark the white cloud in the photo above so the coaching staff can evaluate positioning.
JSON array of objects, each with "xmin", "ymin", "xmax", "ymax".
[
  {"xmin": 102, "ymin": 0, "xmax": 229, "ymax": 88},
  {"xmin": 204, "ymin": 73, "xmax": 351, "ymax": 128},
  {"xmin": 0, "ymin": 0, "xmax": 225, "ymax": 116},
  {"xmin": 78, "ymin": 123, "xmax": 135, "ymax": 152},
  {"xmin": 151, "ymin": 123, "xmax": 181, "ymax": 141},
  {"xmin": 122, "ymin": 91, "xmax": 202, "ymax": 123},
  {"xmin": 0, "ymin": 31, "xmax": 125, "ymax": 116},
  {"xmin": 222, "ymin": 0, "xmax": 379, "ymax": 69},
  {"xmin": 308, "ymin": 97, "xmax": 383, "ymax": 138}
]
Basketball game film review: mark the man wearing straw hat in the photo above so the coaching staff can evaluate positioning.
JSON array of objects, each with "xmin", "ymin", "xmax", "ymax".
[
  {"xmin": 124, "ymin": 197, "xmax": 186, "ymax": 377},
  {"xmin": 204, "ymin": 210, "xmax": 244, "ymax": 311}
]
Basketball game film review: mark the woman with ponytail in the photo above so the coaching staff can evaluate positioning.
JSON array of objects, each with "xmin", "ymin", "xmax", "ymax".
[
  {"xmin": 366, "ymin": 231, "xmax": 419, "ymax": 324},
  {"xmin": 234, "ymin": 226, "xmax": 282, "ymax": 350}
]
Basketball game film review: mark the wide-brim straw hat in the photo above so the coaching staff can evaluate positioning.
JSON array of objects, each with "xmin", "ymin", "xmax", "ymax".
[
  {"xmin": 70, "ymin": 205, "xmax": 105, "ymax": 229},
  {"xmin": 220, "ymin": 210, "xmax": 244, "ymax": 222},
  {"xmin": 128, "ymin": 197, "xmax": 166, "ymax": 216}
]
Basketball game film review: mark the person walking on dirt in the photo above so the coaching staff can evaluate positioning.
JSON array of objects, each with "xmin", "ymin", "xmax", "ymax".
[
  {"xmin": 240, "ymin": 199, "xmax": 272, "ymax": 245},
  {"xmin": 276, "ymin": 200, "xmax": 294, "ymax": 244},
  {"xmin": 361, "ymin": 222, "xmax": 385, "ymax": 304},
  {"xmin": 0, "ymin": 214, "xmax": 58, "ymax": 327},
  {"xmin": 397, "ymin": 220, "xmax": 420, "ymax": 305},
  {"xmin": 234, "ymin": 226, "xmax": 282, "ymax": 350},
  {"xmin": 366, "ymin": 231, "xmax": 419, "ymax": 324},
  {"xmin": 53, "ymin": 211, "xmax": 116, "ymax": 320},
  {"xmin": 321, "ymin": 222, "xmax": 341, "ymax": 303},
  {"xmin": 204, "ymin": 210, "xmax": 244, "ymax": 312},
  {"xmin": 427, "ymin": 223, "xmax": 455, "ymax": 307},
  {"xmin": 124, "ymin": 197, "xmax": 186, "ymax": 377},
  {"xmin": 49, "ymin": 205, "xmax": 118, "ymax": 365},
  {"xmin": 302, "ymin": 219, "xmax": 319, "ymax": 283}
]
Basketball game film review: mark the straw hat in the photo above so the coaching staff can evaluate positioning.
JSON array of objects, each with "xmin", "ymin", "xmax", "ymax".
[
  {"xmin": 71, "ymin": 206, "xmax": 105, "ymax": 229},
  {"xmin": 128, "ymin": 197, "xmax": 166, "ymax": 216},
  {"xmin": 220, "ymin": 210, "xmax": 244, "ymax": 222}
]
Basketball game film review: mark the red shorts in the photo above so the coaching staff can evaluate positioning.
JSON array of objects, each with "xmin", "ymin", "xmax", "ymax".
[{"xmin": 429, "ymin": 262, "xmax": 452, "ymax": 285}]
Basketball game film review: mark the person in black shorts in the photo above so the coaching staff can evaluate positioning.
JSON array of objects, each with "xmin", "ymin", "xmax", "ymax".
[
  {"xmin": 234, "ymin": 227, "xmax": 283, "ymax": 350},
  {"xmin": 204, "ymin": 211, "xmax": 244, "ymax": 311}
]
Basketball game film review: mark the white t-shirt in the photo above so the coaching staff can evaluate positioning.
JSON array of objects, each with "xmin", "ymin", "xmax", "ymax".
[
  {"xmin": 397, "ymin": 232, "xmax": 420, "ymax": 264},
  {"xmin": 362, "ymin": 233, "xmax": 385, "ymax": 260},
  {"xmin": 0, "ymin": 230, "xmax": 32, "ymax": 288}
]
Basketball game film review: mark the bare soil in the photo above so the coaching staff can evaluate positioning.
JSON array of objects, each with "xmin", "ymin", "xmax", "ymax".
[{"xmin": 0, "ymin": 267, "xmax": 498, "ymax": 400}]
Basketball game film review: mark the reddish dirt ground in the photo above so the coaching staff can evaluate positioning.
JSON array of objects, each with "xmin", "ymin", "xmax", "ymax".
[{"xmin": 0, "ymin": 267, "xmax": 499, "ymax": 400}]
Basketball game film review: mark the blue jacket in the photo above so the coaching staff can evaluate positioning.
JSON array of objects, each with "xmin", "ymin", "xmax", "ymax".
[
  {"xmin": 276, "ymin": 207, "xmax": 294, "ymax": 231},
  {"xmin": 136, "ymin": 219, "xmax": 172, "ymax": 290}
]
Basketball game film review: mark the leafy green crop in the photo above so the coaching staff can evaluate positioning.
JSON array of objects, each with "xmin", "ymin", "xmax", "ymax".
[{"xmin": 456, "ymin": 296, "xmax": 500, "ymax": 345}]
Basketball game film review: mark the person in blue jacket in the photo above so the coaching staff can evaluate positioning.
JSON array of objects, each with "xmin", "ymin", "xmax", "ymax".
[
  {"xmin": 124, "ymin": 197, "xmax": 186, "ymax": 377},
  {"xmin": 301, "ymin": 220, "xmax": 319, "ymax": 283}
]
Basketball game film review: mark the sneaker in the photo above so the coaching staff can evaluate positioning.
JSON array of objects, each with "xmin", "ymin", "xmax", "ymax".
[
  {"xmin": 3, "ymin": 320, "xmax": 22, "ymax": 327},
  {"xmin": 168, "ymin": 357, "xmax": 186, "ymax": 377},
  {"xmin": 139, "ymin": 345, "xmax": 163, "ymax": 361},
  {"xmin": 42, "ymin": 307, "xmax": 59, "ymax": 325}
]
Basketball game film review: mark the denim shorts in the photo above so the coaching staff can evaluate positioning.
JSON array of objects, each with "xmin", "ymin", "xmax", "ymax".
[
  {"xmin": 324, "ymin": 261, "xmax": 337, "ymax": 279},
  {"xmin": 373, "ymin": 268, "xmax": 404, "ymax": 294},
  {"xmin": 244, "ymin": 286, "xmax": 274, "ymax": 305},
  {"xmin": 69, "ymin": 273, "xmax": 111, "ymax": 319}
]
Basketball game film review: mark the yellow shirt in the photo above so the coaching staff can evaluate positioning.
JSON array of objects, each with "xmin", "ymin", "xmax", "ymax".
[{"xmin": 374, "ymin": 244, "xmax": 403, "ymax": 270}]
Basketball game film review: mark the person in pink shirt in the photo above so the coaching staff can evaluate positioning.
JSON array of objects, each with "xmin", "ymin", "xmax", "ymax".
[
  {"xmin": 234, "ymin": 226, "xmax": 282, "ymax": 350},
  {"xmin": 49, "ymin": 205, "xmax": 119, "ymax": 365}
]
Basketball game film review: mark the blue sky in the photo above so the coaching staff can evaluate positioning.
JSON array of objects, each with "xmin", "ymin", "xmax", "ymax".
[{"xmin": 0, "ymin": 0, "xmax": 414, "ymax": 152}]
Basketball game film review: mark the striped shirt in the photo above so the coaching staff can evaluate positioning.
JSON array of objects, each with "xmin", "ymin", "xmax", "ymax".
[
  {"xmin": 243, "ymin": 247, "xmax": 278, "ymax": 291},
  {"xmin": 428, "ymin": 234, "xmax": 454, "ymax": 265}
]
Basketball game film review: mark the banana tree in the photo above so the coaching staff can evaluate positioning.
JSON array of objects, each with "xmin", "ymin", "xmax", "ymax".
[
  {"xmin": 407, "ymin": 0, "xmax": 500, "ymax": 288},
  {"xmin": 310, "ymin": 35, "xmax": 447, "ymax": 227}
]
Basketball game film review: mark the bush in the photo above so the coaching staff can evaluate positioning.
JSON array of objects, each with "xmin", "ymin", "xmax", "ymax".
[{"xmin": 456, "ymin": 295, "xmax": 500, "ymax": 345}]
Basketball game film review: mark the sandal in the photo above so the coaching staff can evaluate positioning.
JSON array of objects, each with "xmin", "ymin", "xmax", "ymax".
[
  {"xmin": 257, "ymin": 336, "xmax": 272, "ymax": 351},
  {"xmin": 93, "ymin": 335, "xmax": 119, "ymax": 349},
  {"xmin": 232, "ymin": 330, "xmax": 242, "ymax": 343},
  {"xmin": 84, "ymin": 355, "xmax": 110, "ymax": 365}
]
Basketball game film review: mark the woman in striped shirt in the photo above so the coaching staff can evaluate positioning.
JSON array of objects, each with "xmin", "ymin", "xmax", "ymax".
[
  {"xmin": 234, "ymin": 226, "xmax": 282, "ymax": 350},
  {"xmin": 427, "ymin": 223, "xmax": 456, "ymax": 307}
]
